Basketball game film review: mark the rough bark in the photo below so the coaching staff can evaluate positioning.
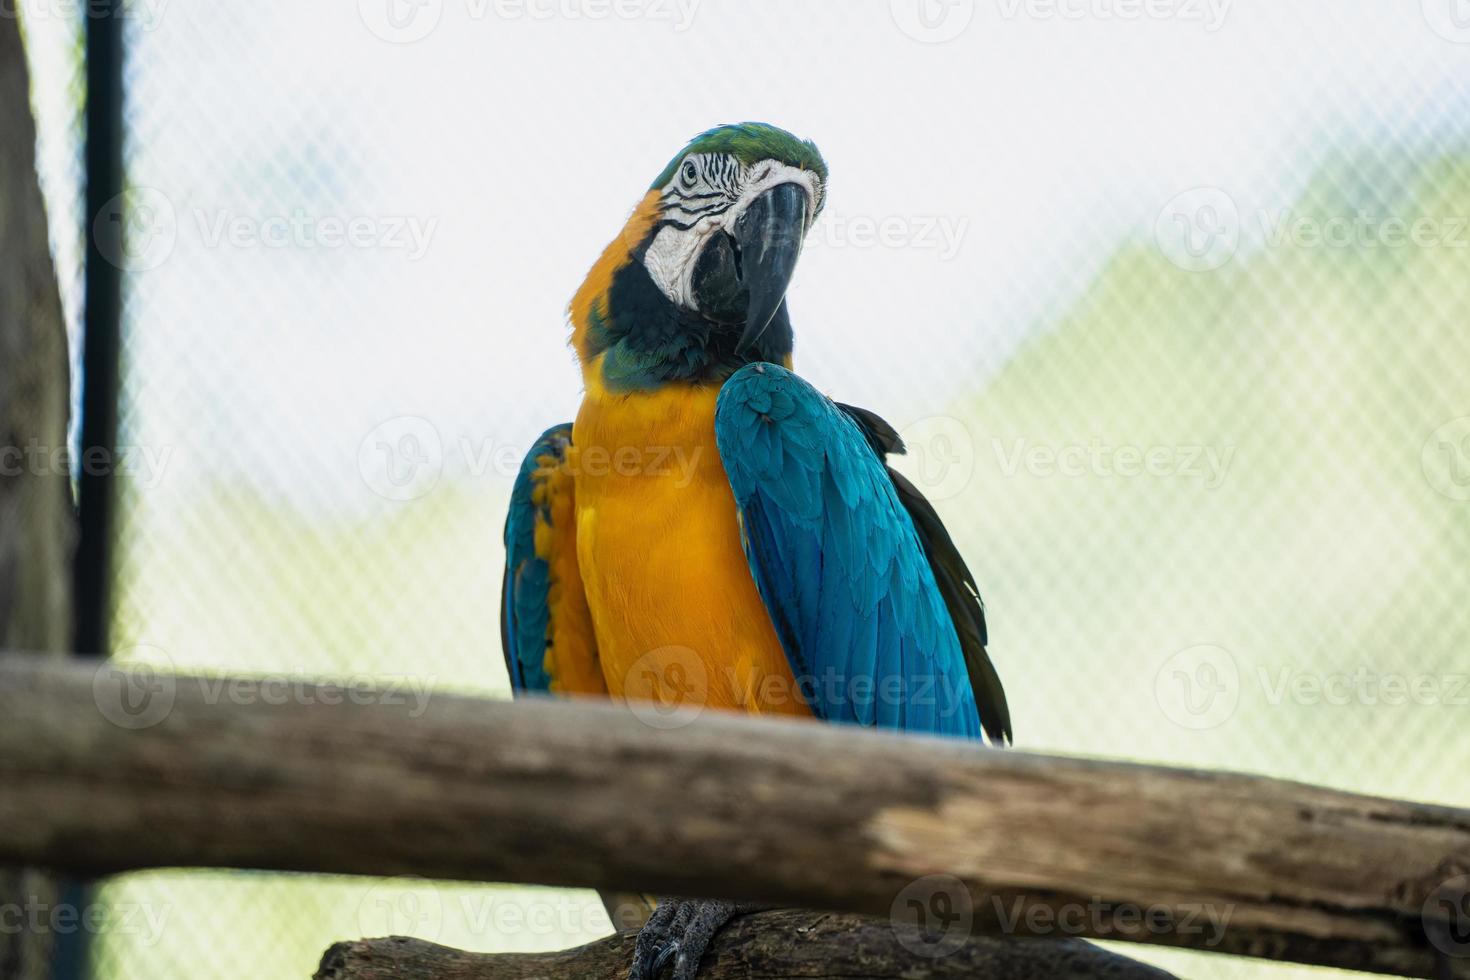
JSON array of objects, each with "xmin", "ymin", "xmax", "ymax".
[
  {"xmin": 315, "ymin": 910, "xmax": 1179, "ymax": 979},
  {"xmin": 0, "ymin": 0, "xmax": 74, "ymax": 655},
  {"xmin": 3, "ymin": 658, "xmax": 1467, "ymax": 977},
  {"xmin": 0, "ymin": 13, "xmax": 76, "ymax": 980}
]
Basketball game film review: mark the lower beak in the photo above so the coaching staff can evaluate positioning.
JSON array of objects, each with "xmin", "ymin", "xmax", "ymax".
[{"xmin": 732, "ymin": 182, "xmax": 808, "ymax": 355}]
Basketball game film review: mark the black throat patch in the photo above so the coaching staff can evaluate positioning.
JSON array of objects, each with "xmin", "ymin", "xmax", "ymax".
[{"xmin": 584, "ymin": 254, "xmax": 794, "ymax": 393}]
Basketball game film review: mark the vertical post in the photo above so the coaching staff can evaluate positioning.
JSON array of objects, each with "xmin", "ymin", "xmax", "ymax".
[
  {"xmin": 60, "ymin": 3, "xmax": 127, "ymax": 979},
  {"xmin": 73, "ymin": 0, "xmax": 124, "ymax": 657}
]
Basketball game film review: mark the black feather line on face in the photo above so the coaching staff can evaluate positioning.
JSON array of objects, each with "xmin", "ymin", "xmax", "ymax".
[
  {"xmin": 664, "ymin": 201, "xmax": 736, "ymax": 222},
  {"xmin": 654, "ymin": 208, "xmax": 734, "ymax": 232},
  {"xmin": 668, "ymin": 190, "xmax": 728, "ymax": 203}
]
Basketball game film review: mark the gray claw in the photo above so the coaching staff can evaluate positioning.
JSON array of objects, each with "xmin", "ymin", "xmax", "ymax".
[
  {"xmin": 628, "ymin": 897, "xmax": 753, "ymax": 980},
  {"xmin": 650, "ymin": 941, "xmax": 678, "ymax": 977}
]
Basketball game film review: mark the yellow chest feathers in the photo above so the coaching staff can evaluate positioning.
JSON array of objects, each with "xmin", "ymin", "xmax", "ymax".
[
  {"xmin": 568, "ymin": 382, "xmax": 807, "ymax": 717},
  {"xmin": 570, "ymin": 382, "xmax": 735, "ymax": 576}
]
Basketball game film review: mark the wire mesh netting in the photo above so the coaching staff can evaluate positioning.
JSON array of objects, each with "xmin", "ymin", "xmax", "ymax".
[{"xmin": 16, "ymin": 1, "xmax": 1470, "ymax": 977}]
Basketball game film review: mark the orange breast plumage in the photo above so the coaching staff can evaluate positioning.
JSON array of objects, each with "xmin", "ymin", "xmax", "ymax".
[{"xmin": 570, "ymin": 378, "xmax": 811, "ymax": 720}]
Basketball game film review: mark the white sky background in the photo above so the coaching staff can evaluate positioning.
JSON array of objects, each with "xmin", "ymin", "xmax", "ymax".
[{"xmin": 23, "ymin": 0, "xmax": 1470, "ymax": 511}]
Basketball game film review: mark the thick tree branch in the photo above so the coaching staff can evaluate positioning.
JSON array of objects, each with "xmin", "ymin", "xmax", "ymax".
[
  {"xmin": 2, "ymin": 656, "xmax": 1467, "ymax": 977},
  {"xmin": 314, "ymin": 910, "xmax": 1178, "ymax": 979},
  {"xmin": 1, "ymin": 13, "xmax": 77, "ymax": 980},
  {"xmin": 0, "ymin": 0, "xmax": 74, "ymax": 657}
]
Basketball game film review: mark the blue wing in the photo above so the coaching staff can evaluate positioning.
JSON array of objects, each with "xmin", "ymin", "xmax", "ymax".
[
  {"xmin": 501, "ymin": 424, "xmax": 605, "ymax": 696},
  {"xmin": 715, "ymin": 363, "xmax": 1001, "ymax": 742},
  {"xmin": 501, "ymin": 425, "xmax": 566, "ymax": 691}
]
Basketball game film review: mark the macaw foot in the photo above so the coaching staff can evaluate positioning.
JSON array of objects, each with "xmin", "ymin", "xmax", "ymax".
[{"xmin": 627, "ymin": 897, "xmax": 764, "ymax": 980}]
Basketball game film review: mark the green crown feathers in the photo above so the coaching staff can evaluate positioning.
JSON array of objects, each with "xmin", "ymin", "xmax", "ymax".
[{"xmin": 651, "ymin": 122, "xmax": 828, "ymax": 189}]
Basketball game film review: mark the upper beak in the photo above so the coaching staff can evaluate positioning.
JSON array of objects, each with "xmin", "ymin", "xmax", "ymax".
[{"xmin": 732, "ymin": 182, "xmax": 809, "ymax": 355}]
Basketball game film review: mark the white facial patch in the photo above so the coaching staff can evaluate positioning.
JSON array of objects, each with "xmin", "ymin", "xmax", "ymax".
[{"xmin": 643, "ymin": 156, "xmax": 823, "ymax": 311}]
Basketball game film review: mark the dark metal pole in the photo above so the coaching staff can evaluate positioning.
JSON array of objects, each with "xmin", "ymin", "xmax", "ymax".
[
  {"xmin": 58, "ymin": 3, "xmax": 126, "ymax": 978},
  {"xmin": 74, "ymin": 0, "xmax": 125, "ymax": 658}
]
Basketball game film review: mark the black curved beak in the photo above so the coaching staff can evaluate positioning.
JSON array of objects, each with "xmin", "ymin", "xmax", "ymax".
[{"xmin": 732, "ymin": 182, "xmax": 808, "ymax": 355}]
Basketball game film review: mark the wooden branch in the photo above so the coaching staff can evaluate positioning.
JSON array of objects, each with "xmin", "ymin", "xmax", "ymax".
[
  {"xmin": 3, "ymin": 656, "xmax": 1468, "ymax": 977},
  {"xmin": 314, "ymin": 910, "xmax": 1179, "ymax": 979},
  {"xmin": 1, "ymin": 12, "xmax": 78, "ymax": 980},
  {"xmin": 0, "ymin": 1, "xmax": 74, "ymax": 658}
]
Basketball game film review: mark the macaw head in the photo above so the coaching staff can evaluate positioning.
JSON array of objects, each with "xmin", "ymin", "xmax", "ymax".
[{"xmin": 571, "ymin": 123, "xmax": 827, "ymax": 393}]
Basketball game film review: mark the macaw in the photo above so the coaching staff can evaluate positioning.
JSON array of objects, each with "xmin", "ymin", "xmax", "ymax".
[{"xmin": 501, "ymin": 122, "xmax": 1010, "ymax": 979}]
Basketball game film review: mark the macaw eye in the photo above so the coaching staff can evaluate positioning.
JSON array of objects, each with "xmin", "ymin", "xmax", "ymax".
[{"xmin": 682, "ymin": 161, "xmax": 698, "ymax": 184}]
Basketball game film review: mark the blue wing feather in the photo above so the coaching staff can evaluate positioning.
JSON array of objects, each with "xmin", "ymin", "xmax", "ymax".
[
  {"xmin": 500, "ymin": 424, "xmax": 572, "ymax": 693},
  {"xmin": 715, "ymin": 364, "xmax": 984, "ymax": 740}
]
